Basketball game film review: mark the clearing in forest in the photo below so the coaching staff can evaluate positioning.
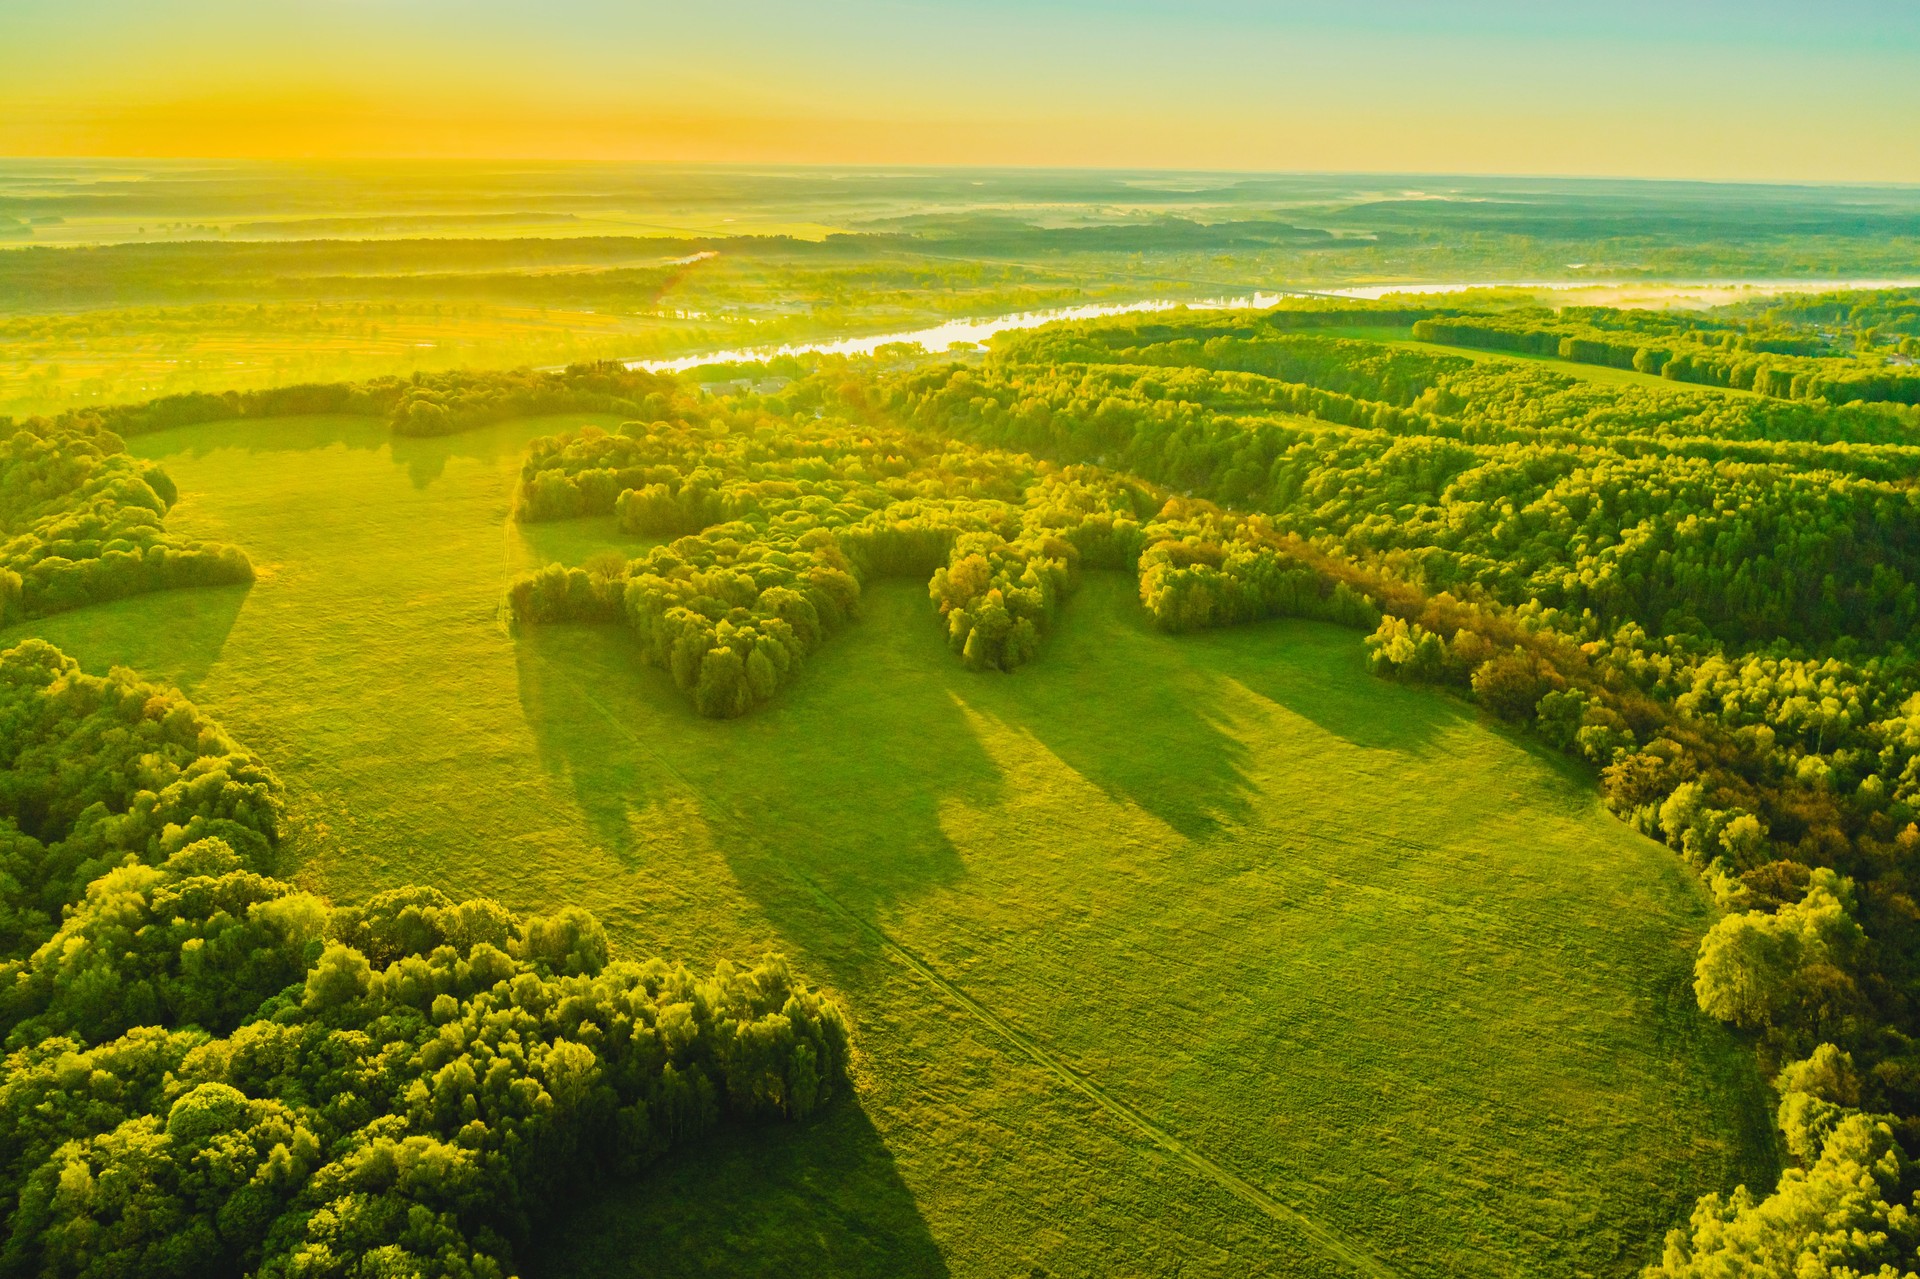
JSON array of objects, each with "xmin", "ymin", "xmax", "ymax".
[{"xmin": 3, "ymin": 412, "xmax": 1777, "ymax": 1279}]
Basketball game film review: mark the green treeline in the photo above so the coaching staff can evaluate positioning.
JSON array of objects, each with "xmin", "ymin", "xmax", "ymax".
[
  {"xmin": 998, "ymin": 322, "xmax": 1920, "ymax": 447},
  {"xmin": 384, "ymin": 366, "xmax": 683, "ymax": 438},
  {"xmin": 0, "ymin": 363, "xmax": 690, "ymax": 444},
  {"xmin": 505, "ymin": 408, "xmax": 1130, "ymax": 713},
  {"xmin": 1747, "ymin": 288, "xmax": 1920, "ymax": 340},
  {"xmin": 0, "ymin": 639, "xmax": 852, "ymax": 1278},
  {"xmin": 1413, "ymin": 311, "xmax": 1920, "ymax": 406},
  {"xmin": 899, "ymin": 337, "xmax": 1920, "ymax": 647},
  {"xmin": 0, "ymin": 639, "xmax": 280, "ymax": 956},
  {"xmin": 506, "ymin": 398, "xmax": 1375, "ymax": 716},
  {"xmin": 0, "ymin": 418, "xmax": 252, "ymax": 625},
  {"xmin": 1135, "ymin": 503, "xmax": 1378, "ymax": 633}
]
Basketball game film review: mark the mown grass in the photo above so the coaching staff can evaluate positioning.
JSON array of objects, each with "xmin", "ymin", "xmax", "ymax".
[{"xmin": 4, "ymin": 413, "xmax": 1778, "ymax": 1279}]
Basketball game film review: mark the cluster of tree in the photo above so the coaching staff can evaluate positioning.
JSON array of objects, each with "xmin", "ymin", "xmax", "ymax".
[
  {"xmin": 519, "ymin": 526, "xmax": 863, "ymax": 718},
  {"xmin": 1646, "ymin": 1043, "xmax": 1920, "ymax": 1277},
  {"xmin": 387, "ymin": 365, "xmax": 686, "ymax": 439},
  {"xmin": 1436, "ymin": 304, "xmax": 1836, "ymax": 357},
  {"xmin": 20, "ymin": 382, "xmax": 400, "ymax": 440},
  {"xmin": 0, "ymin": 363, "xmax": 697, "ymax": 449},
  {"xmin": 0, "ymin": 639, "xmax": 283, "ymax": 955},
  {"xmin": 508, "ymin": 411, "xmax": 1157, "ymax": 713},
  {"xmin": 0, "ymin": 419, "xmax": 253, "ymax": 623},
  {"xmin": 1413, "ymin": 312, "xmax": 1920, "ymax": 406},
  {"xmin": 1137, "ymin": 503, "xmax": 1378, "ymax": 633},
  {"xmin": 508, "ymin": 404, "xmax": 1396, "ymax": 712},
  {"xmin": 994, "ymin": 326, "xmax": 1920, "ymax": 449},
  {"xmin": 513, "ymin": 409, "xmax": 1022, "ymax": 533},
  {"xmin": 896, "ymin": 356, "xmax": 1920, "ymax": 648},
  {"xmin": 929, "ymin": 530, "xmax": 1076, "ymax": 671},
  {"xmin": 998, "ymin": 324, "xmax": 1464, "ymax": 412},
  {"xmin": 1747, "ymin": 288, "xmax": 1920, "ymax": 341},
  {"xmin": 0, "ymin": 639, "xmax": 854, "ymax": 1277},
  {"xmin": 990, "ymin": 302, "xmax": 1451, "ymax": 359}
]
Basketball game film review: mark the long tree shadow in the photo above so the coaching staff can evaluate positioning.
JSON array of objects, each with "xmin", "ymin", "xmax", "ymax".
[
  {"xmin": 390, "ymin": 413, "xmax": 629, "ymax": 489},
  {"xmin": 126, "ymin": 414, "xmax": 392, "ymax": 462},
  {"xmin": 0, "ymin": 582, "xmax": 249, "ymax": 697},
  {"xmin": 1177, "ymin": 612, "xmax": 1455, "ymax": 756},
  {"xmin": 512, "ymin": 622, "xmax": 698, "ymax": 860},
  {"xmin": 509, "ymin": 589, "xmax": 1002, "ymax": 965},
  {"xmin": 922, "ymin": 575, "xmax": 1456, "ymax": 844},
  {"xmin": 510, "ymin": 574, "xmax": 1437, "ymax": 935},
  {"xmin": 958, "ymin": 573, "xmax": 1264, "ymax": 840},
  {"xmin": 528, "ymin": 1100, "xmax": 948, "ymax": 1279},
  {"xmin": 1190, "ymin": 615, "xmax": 1619, "ymax": 821}
]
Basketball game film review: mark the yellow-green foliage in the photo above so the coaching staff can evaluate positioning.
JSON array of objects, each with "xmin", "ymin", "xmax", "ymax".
[
  {"xmin": 1414, "ymin": 311, "xmax": 1920, "ymax": 405},
  {"xmin": 0, "ymin": 639, "xmax": 281, "ymax": 954},
  {"xmin": 0, "ymin": 420, "xmax": 251, "ymax": 623},
  {"xmin": 507, "ymin": 412, "xmax": 1149, "ymax": 712},
  {"xmin": 508, "ymin": 407, "xmax": 1377, "ymax": 715}
]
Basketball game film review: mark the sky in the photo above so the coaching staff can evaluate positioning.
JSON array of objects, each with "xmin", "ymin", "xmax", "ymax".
[{"xmin": 4, "ymin": 0, "xmax": 1918, "ymax": 181}]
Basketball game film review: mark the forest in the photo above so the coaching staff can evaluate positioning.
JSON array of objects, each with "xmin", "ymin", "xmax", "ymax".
[
  {"xmin": 1411, "ymin": 309, "xmax": 1920, "ymax": 405},
  {"xmin": 504, "ymin": 401, "xmax": 1373, "ymax": 715},
  {"xmin": 0, "ymin": 640, "xmax": 852, "ymax": 1278},
  {"xmin": 13, "ymin": 241, "xmax": 1920, "ymax": 1273}
]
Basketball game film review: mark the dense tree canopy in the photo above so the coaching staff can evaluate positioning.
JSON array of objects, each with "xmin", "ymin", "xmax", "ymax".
[
  {"xmin": 0, "ymin": 421, "xmax": 251, "ymax": 624},
  {"xmin": 0, "ymin": 362, "xmax": 691, "ymax": 446},
  {"xmin": 0, "ymin": 639, "xmax": 280, "ymax": 957},
  {"xmin": 506, "ymin": 405, "xmax": 1374, "ymax": 715},
  {"xmin": 899, "ymin": 334, "xmax": 1920, "ymax": 651},
  {"xmin": 1413, "ymin": 309, "xmax": 1920, "ymax": 406},
  {"xmin": 0, "ymin": 639, "xmax": 854, "ymax": 1278}
]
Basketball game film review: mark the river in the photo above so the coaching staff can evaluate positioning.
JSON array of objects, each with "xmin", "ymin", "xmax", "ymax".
[
  {"xmin": 625, "ymin": 292, "xmax": 1287, "ymax": 373},
  {"xmin": 624, "ymin": 278, "xmax": 1920, "ymax": 375}
]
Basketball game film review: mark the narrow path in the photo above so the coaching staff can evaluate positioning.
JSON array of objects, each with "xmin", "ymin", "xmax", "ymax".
[{"xmin": 518, "ymin": 640, "xmax": 1404, "ymax": 1279}]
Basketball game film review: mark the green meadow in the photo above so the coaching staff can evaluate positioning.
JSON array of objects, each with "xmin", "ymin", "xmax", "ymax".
[
  {"xmin": 1319, "ymin": 324, "xmax": 1767, "ymax": 398},
  {"xmin": 3, "ymin": 413, "xmax": 1777, "ymax": 1279}
]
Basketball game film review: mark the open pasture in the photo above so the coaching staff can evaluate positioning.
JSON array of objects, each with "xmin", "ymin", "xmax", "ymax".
[{"xmin": 2, "ymin": 412, "xmax": 1776, "ymax": 1278}]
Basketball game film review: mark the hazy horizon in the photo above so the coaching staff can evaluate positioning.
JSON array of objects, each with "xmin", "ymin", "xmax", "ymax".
[
  {"xmin": 8, "ymin": 159, "xmax": 1920, "ymax": 187},
  {"xmin": 6, "ymin": 0, "xmax": 1917, "ymax": 182}
]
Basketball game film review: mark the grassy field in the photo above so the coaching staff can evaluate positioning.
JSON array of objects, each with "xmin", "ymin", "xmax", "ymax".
[
  {"xmin": 0, "ymin": 302, "xmax": 738, "ymax": 413},
  {"xmin": 2, "ymin": 412, "xmax": 1778, "ymax": 1279},
  {"xmin": 1321, "ymin": 325, "xmax": 1764, "ymax": 398}
]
